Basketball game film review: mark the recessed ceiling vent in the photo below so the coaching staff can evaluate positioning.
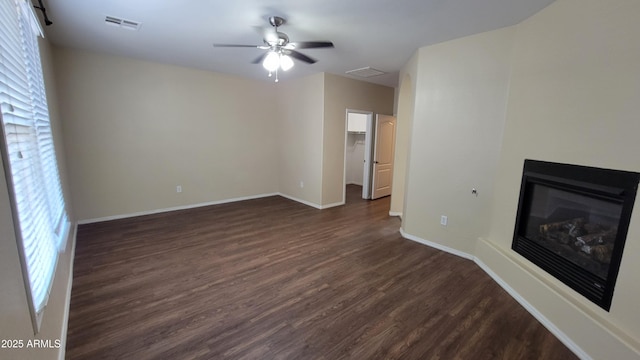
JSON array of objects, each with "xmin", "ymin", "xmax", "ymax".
[
  {"xmin": 345, "ymin": 66, "xmax": 386, "ymax": 78},
  {"xmin": 105, "ymin": 16, "xmax": 141, "ymax": 31}
]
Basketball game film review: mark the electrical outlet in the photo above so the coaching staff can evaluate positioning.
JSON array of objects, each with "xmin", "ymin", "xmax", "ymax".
[
  {"xmin": 299, "ymin": 181, "xmax": 304, "ymax": 188},
  {"xmin": 176, "ymin": 185, "xmax": 182, "ymax": 193},
  {"xmin": 440, "ymin": 215, "xmax": 448, "ymax": 226}
]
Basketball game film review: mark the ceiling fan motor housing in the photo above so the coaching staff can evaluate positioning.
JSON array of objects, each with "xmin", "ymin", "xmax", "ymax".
[
  {"xmin": 269, "ymin": 16, "xmax": 286, "ymax": 28},
  {"xmin": 275, "ymin": 32, "xmax": 289, "ymax": 46}
]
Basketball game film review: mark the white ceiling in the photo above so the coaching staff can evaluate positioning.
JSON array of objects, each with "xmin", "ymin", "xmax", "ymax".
[{"xmin": 40, "ymin": 0, "xmax": 555, "ymax": 88}]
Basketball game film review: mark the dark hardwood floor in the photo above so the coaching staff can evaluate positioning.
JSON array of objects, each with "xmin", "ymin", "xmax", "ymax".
[{"xmin": 66, "ymin": 185, "xmax": 577, "ymax": 359}]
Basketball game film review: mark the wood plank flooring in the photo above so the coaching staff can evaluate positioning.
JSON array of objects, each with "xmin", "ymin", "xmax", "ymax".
[{"xmin": 66, "ymin": 185, "xmax": 577, "ymax": 359}]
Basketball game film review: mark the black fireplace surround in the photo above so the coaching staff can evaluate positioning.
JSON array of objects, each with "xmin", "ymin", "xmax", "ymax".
[{"xmin": 512, "ymin": 160, "xmax": 640, "ymax": 311}]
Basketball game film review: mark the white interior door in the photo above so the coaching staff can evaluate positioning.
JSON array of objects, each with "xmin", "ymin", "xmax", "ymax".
[
  {"xmin": 362, "ymin": 114, "xmax": 374, "ymax": 199},
  {"xmin": 371, "ymin": 114, "xmax": 396, "ymax": 199}
]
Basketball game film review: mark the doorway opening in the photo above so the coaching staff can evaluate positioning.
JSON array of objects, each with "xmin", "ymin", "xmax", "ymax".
[
  {"xmin": 343, "ymin": 110, "xmax": 396, "ymax": 204},
  {"xmin": 344, "ymin": 110, "xmax": 373, "ymax": 203}
]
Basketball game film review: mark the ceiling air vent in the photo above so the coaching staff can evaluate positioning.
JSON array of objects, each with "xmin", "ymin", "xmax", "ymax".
[
  {"xmin": 105, "ymin": 16, "xmax": 141, "ymax": 31},
  {"xmin": 345, "ymin": 67, "xmax": 386, "ymax": 78}
]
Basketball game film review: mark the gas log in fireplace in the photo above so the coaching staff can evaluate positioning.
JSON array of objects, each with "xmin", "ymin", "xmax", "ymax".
[{"xmin": 512, "ymin": 160, "xmax": 639, "ymax": 311}]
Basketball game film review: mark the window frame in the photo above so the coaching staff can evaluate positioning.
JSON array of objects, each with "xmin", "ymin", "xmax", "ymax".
[{"xmin": 0, "ymin": 0, "xmax": 69, "ymax": 333}]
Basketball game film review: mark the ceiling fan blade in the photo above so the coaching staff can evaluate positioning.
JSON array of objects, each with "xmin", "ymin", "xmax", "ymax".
[
  {"xmin": 288, "ymin": 41, "xmax": 334, "ymax": 49},
  {"xmin": 287, "ymin": 50, "xmax": 317, "ymax": 64},
  {"xmin": 251, "ymin": 52, "xmax": 269, "ymax": 64},
  {"xmin": 213, "ymin": 44, "xmax": 263, "ymax": 48}
]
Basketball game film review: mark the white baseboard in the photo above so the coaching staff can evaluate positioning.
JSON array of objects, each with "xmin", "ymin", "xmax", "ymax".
[
  {"xmin": 398, "ymin": 228, "xmax": 588, "ymax": 360},
  {"xmin": 388, "ymin": 211, "xmax": 402, "ymax": 217},
  {"xmin": 473, "ymin": 258, "xmax": 590, "ymax": 360},
  {"xmin": 277, "ymin": 193, "xmax": 323, "ymax": 209},
  {"xmin": 277, "ymin": 193, "xmax": 344, "ymax": 210},
  {"xmin": 78, "ymin": 192, "xmax": 351, "ymax": 224},
  {"xmin": 58, "ymin": 223, "xmax": 77, "ymax": 360},
  {"xmin": 399, "ymin": 228, "xmax": 474, "ymax": 260},
  {"xmin": 320, "ymin": 201, "xmax": 345, "ymax": 209},
  {"xmin": 78, "ymin": 193, "xmax": 280, "ymax": 224}
]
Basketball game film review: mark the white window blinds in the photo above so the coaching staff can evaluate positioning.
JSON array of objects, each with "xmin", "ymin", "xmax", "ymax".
[{"xmin": 0, "ymin": 0, "xmax": 69, "ymax": 329}]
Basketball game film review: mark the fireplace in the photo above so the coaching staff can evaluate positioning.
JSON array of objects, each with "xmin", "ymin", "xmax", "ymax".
[{"xmin": 512, "ymin": 160, "xmax": 639, "ymax": 311}]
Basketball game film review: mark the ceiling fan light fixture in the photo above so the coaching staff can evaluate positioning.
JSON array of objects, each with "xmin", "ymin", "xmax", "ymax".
[
  {"xmin": 263, "ymin": 51, "xmax": 280, "ymax": 71},
  {"xmin": 215, "ymin": 16, "xmax": 333, "ymax": 82},
  {"xmin": 280, "ymin": 54, "xmax": 294, "ymax": 71}
]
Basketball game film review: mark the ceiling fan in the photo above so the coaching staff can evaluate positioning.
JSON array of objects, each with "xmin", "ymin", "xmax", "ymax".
[{"xmin": 213, "ymin": 16, "xmax": 334, "ymax": 82}]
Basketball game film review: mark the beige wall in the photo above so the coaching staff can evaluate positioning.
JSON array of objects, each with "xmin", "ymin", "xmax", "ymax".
[
  {"xmin": 0, "ymin": 37, "xmax": 74, "ymax": 360},
  {"xmin": 390, "ymin": 52, "xmax": 419, "ymax": 216},
  {"xmin": 54, "ymin": 48, "xmax": 280, "ymax": 221},
  {"xmin": 402, "ymin": 26, "xmax": 515, "ymax": 254},
  {"xmin": 53, "ymin": 48, "xmax": 395, "ymax": 216},
  {"xmin": 55, "ymin": 48, "xmax": 395, "ymax": 217},
  {"xmin": 322, "ymin": 73, "xmax": 395, "ymax": 206},
  {"xmin": 480, "ymin": 0, "xmax": 640, "ymax": 357},
  {"xmin": 400, "ymin": 0, "xmax": 640, "ymax": 357},
  {"xmin": 276, "ymin": 73, "xmax": 325, "ymax": 206}
]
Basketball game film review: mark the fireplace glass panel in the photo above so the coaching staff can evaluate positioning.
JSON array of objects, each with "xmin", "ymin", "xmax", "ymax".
[{"xmin": 520, "ymin": 183, "xmax": 622, "ymax": 280}]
